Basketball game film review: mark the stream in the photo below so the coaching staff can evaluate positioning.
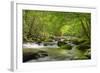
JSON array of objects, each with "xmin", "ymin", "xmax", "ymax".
[{"xmin": 23, "ymin": 37, "xmax": 90, "ymax": 62}]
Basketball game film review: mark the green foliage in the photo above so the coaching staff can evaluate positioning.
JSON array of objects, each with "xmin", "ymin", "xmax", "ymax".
[
  {"xmin": 23, "ymin": 10, "xmax": 91, "ymax": 61},
  {"xmin": 23, "ymin": 10, "xmax": 91, "ymax": 42}
]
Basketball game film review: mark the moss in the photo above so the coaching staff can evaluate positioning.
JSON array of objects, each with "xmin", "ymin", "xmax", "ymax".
[
  {"xmin": 57, "ymin": 41, "xmax": 66, "ymax": 46},
  {"xmin": 71, "ymin": 38, "xmax": 90, "ymax": 45},
  {"xmin": 60, "ymin": 45, "xmax": 72, "ymax": 50},
  {"xmin": 76, "ymin": 45, "xmax": 90, "ymax": 51}
]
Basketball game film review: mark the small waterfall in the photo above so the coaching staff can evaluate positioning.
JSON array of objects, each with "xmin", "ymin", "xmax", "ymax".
[{"xmin": 23, "ymin": 42, "xmax": 59, "ymax": 49}]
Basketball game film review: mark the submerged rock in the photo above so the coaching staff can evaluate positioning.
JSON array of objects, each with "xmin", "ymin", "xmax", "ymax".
[
  {"xmin": 23, "ymin": 52, "xmax": 40, "ymax": 62},
  {"xmin": 23, "ymin": 49, "xmax": 48, "ymax": 62},
  {"xmin": 37, "ymin": 51, "xmax": 48, "ymax": 57}
]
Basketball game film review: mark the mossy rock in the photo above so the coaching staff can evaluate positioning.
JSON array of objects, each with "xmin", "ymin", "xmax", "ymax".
[
  {"xmin": 71, "ymin": 39, "xmax": 80, "ymax": 45},
  {"xmin": 76, "ymin": 45, "xmax": 90, "ymax": 51},
  {"xmin": 23, "ymin": 48, "xmax": 48, "ymax": 62},
  {"xmin": 80, "ymin": 41, "xmax": 90, "ymax": 46},
  {"xmin": 57, "ymin": 41, "xmax": 66, "ymax": 46},
  {"xmin": 60, "ymin": 44, "xmax": 72, "ymax": 50},
  {"xmin": 23, "ymin": 52, "xmax": 40, "ymax": 62},
  {"xmin": 71, "ymin": 38, "xmax": 89, "ymax": 45}
]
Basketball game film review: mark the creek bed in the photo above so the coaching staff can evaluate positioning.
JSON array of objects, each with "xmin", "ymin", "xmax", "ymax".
[{"xmin": 23, "ymin": 39, "xmax": 90, "ymax": 62}]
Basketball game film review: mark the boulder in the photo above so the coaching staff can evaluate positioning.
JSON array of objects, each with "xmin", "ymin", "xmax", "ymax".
[
  {"xmin": 76, "ymin": 45, "xmax": 90, "ymax": 51},
  {"xmin": 23, "ymin": 52, "xmax": 40, "ymax": 62},
  {"xmin": 37, "ymin": 51, "xmax": 48, "ymax": 57},
  {"xmin": 57, "ymin": 41, "xmax": 66, "ymax": 46},
  {"xmin": 60, "ymin": 44, "xmax": 72, "ymax": 50},
  {"xmin": 23, "ymin": 50, "xmax": 48, "ymax": 62}
]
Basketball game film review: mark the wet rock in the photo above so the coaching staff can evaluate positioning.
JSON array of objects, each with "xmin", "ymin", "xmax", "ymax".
[
  {"xmin": 36, "ymin": 41, "xmax": 42, "ymax": 45},
  {"xmin": 44, "ymin": 42, "xmax": 57, "ymax": 46},
  {"xmin": 23, "ymin": 53, "xmax": 40, "ymax": 62},
  {"xmin": 37, "ymin": 51, "xmax": 48, "ymax": 57},
  {"xmin": 57, "ymin": 41, "xmax": 66, "ymax": 46},
  {"xmin": 71, "ymin": 38, "xmax": 89, "ymax": 45},
  {"xmin": 23, "ymin": 50, "xmax": 48, "ymax": 62},
  {"xmin": 72, "ymin": 40, "xmax": 80, "ymax": 45},
  {"xmin": 76, "ymin": 45, "xmax": 90, "ymax": 51},
  {"xmin": 60, "ymin": 44, "xmax": 72, "ymax": 50}
]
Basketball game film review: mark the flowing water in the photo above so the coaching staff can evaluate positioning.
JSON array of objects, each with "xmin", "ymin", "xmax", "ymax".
[
  {"xmin": 23, "ymin": 37, "xmax": 90, "ymax": 62},
  {"xmin": 23, "ymin": 42, "xmax": 59, "ymax": 49}
]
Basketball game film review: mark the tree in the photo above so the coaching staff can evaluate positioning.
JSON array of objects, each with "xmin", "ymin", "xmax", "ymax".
[{"xmin": 23, "ymin": 10, "xmax": 91, "ymax": 42}]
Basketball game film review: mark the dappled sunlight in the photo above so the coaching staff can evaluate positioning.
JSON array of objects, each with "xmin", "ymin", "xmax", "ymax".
[{"xmin": 22, "ymin": 10, "xmax": 91, "ymax": 62}]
